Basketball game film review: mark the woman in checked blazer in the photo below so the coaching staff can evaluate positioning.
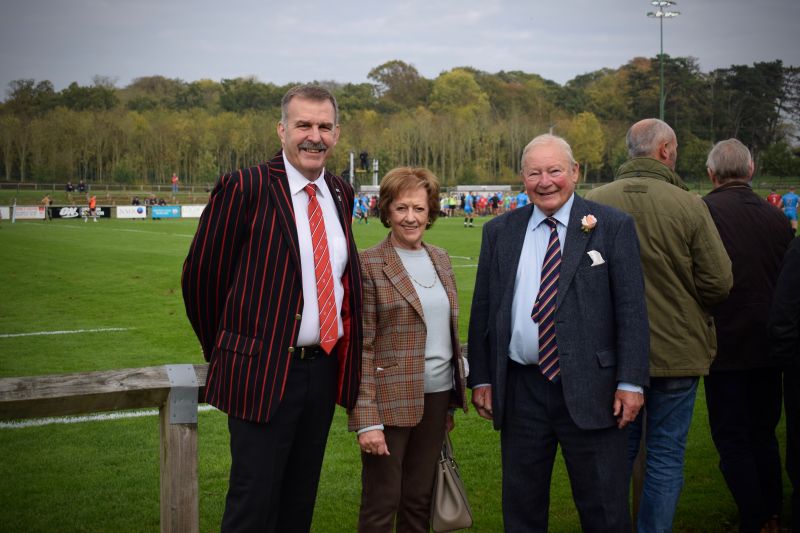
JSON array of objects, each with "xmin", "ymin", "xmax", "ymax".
[{"xmin": 348, "ymin": 167, "xmax": 468, "ymax": 533}]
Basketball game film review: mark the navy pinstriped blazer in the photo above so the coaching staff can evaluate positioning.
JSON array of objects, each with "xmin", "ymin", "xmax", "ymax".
[{"xmin": 182, "ymin": 150, "xmax": 363, "ymax": 423}]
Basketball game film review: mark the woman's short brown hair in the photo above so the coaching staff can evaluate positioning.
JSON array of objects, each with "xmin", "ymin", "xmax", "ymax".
[{"xmin": 378, "ymin": 167, "xmax": 441, "ymax": 228}]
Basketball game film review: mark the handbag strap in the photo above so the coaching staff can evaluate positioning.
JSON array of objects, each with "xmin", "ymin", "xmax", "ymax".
[
  {"xmin": 440, "ymin": 433, "xmax": 457, "ymax": 466},
  {"xmin": 443, "ymin": 433, "xmax": 454, "ymax": 459}
]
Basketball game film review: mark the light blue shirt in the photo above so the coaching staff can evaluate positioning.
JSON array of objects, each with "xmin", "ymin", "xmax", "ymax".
[{"xmin": 508, "ymin": 196, "xmax": 573, "ymax": 365}]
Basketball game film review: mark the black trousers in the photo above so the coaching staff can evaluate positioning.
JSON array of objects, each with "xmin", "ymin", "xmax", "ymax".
[
  {"xmin": 786, "ymin": 368, "xmax": 800, "ymax": 528},
  {"xmin": 221, "ymin": 354, "xmax": 338, "ymax": 533},
  {"xmin": 501, "ymin": 361, "xmax": 631, "ymax": 533},
  {"xmin": 704, "ymin": 368, "xmax": 783, "ymax": 532}
]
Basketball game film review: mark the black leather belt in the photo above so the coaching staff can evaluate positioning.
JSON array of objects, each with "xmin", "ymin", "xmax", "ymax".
[{"xmin": 293, "ymin": 345, "xmax": 325, "ymax": 360}]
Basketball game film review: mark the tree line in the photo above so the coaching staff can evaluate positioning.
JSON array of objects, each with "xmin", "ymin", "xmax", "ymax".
[{"xmin": 1, "ymin": 57, "xmax": 798, "ymax": 188}]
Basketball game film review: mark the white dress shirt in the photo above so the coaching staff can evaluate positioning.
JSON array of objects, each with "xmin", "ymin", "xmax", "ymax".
[{"xmin": 284, "ymin": 154, "xmax": 347, "ymax": 347}]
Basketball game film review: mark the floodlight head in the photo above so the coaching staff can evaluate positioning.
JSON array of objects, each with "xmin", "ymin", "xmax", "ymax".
[
  {"xmin": 647, "ymin": 10, "xmax": 664, "ymax": 17},
  {"xmin": 664, "ymin": 11, "xmax": 680, "ymax": 17}
]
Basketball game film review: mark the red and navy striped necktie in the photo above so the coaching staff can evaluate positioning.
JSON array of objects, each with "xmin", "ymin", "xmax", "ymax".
[{"xmin": 531, "ymin": 217, "xmax": 561, "ymax": 381}]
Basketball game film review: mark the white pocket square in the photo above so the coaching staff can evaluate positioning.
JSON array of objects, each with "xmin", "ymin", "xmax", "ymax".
[{"xmin": 587, "ymin": 250, "xmax": 605, "ymax": 266}]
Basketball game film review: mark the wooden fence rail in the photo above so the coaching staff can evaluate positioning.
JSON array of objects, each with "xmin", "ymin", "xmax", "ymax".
[{"xmin": 0, "ymin": 364, "xmax": 209, "ymax": 533}]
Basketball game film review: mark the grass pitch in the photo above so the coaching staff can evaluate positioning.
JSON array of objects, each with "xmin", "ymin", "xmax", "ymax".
[{"xmin": 0, "ymin": 215, "xmax": 791, "ymax": 532}]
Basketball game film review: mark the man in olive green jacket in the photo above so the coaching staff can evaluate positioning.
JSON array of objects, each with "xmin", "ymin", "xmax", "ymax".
[{"xmin": 585, "ymin": 118, "xmax": 732, "ymax": 533}]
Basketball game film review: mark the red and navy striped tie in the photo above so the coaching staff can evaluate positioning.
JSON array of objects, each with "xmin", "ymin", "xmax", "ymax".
[{"xmin": 531, "ymin": 217, "xmax": 561, "ymax": 381}]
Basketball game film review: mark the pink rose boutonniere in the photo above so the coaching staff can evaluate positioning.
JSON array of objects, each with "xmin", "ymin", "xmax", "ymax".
[{"xmin": 581, "ymin": 214, "xmax": 597, "ymax": 233}]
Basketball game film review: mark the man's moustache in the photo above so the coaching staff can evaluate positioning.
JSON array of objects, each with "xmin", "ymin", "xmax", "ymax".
[{"xmin": 299, "ymin": 141, "xmax": 328, "ymax": 151}]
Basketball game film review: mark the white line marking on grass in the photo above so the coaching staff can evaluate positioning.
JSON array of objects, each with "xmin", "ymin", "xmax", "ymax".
[
  {"xmin": 0, "ymin": 327, "xmax": 133, "ymax": 339},
  {"xmin": 19, "ymin": 222, "xmax": 82, "ymax": 230},
  {"xmin": 116, "ymin": 228, "xmax": 194, "ymax": 238},
  {"xmin": 449, "ymin": 255, "xmax": 473, "ymax": 260},
  {"xmin": 0, "ymin": 405, "xmax": 218, "ymax": 429},
  {"xmin": 452, "ymin": 264, "xmax": 477, "ymax": 268},
  {"xmin": 17, "ymin": 222, "xmax": 194, "ymax": 238}
]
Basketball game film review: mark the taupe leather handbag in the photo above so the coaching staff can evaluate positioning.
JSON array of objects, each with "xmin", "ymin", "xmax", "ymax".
[{"xmin": 431, "ymin": 434, "xmax": 473, "ymax": 532}]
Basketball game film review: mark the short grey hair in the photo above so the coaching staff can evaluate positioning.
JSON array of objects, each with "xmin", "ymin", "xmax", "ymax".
[
  {"xmin": 626, "ymin": 118, "xmax": 676, "ymax": 158},
  {"xmin": 520, "ymin": 134, "xmax": 577, "ymax": 171},
  {"xmin": 280, "ymin": 84, "xmax": 339, "ymax": 126},
  {"xmin": 706, "ymin": 138, "xmax": 752, "ymax": 181}
]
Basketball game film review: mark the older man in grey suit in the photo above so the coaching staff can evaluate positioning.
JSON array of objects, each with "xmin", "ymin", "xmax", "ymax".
[{"xmin": 468, "ymin": 134, "xmax": 650, "ymax": 532}]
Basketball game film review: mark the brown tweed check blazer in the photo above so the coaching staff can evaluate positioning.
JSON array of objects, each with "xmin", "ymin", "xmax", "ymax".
[{"xmin": 348, "ymin": 235, "xmax": 467, "ymax": 431}]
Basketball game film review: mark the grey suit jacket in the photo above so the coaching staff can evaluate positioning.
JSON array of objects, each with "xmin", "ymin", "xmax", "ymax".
[{"xmin": 467, "ymin": 193, "xmax": 650, "ymax": 430}]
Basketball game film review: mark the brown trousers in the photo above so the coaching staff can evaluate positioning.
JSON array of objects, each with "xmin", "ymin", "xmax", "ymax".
[{"xmin": 358, "ymin": 391, "xmax": 451, "ymax": 533}]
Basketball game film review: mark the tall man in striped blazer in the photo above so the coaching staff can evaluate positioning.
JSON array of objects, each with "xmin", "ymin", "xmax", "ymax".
[{"xmin": 182, "ymin": 85, "xmax": 363, "ymax": 533}]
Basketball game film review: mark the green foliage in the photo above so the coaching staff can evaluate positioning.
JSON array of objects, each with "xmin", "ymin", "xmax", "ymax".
[
  {"xmin": 676, "ymin": 131, "xmax": 713, "ymax": 180},
  {"xmin": 112, "ymin": 154, "xmax": 140, "ymax": 183},
  {"xmin": 336, "ymin": 82, "xmax": 379, "ymax": 112},
  {"xmin": 761, "ymin": 141, "xmax": 800, "ymax": 176},
  {"xmin": 564, "ymin": 111, "xmax": 605, "ymax": 181},
  {"xmin": 429, "ymin": 69, "xmax": 490, "ymax": 117},
  {"xmin": 219, "ymin": 77, "xmax": 284, "ymax": 112},
  {"xmin": 60, "ymin": 82, "xmax": 118, "ymax": 111},
  {"xmin": 709, "ymin": 61, "xmax": 787, "ymax": 157},
  {"xmin": 4, "ymin": 79, "xmax": 58, "ymax": 115},
  {"xmin": 367, "ymin": 59, "xmax": 431, "ymax": 110}
]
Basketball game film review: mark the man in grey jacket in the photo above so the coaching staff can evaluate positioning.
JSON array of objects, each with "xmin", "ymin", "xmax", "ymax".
[{"xmin": 586, "ymin": 118, "xmax": 732, "ymax": 533}]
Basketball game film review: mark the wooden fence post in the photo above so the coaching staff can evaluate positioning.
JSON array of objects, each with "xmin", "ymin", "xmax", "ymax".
[{"xmin": 159, "ymin": 365, "xmax": 200, "ymax": 533}]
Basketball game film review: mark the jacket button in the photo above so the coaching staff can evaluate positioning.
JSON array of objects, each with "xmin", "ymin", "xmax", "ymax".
[
  {"xmin": 295, "ymin": 314, "xmax": 302, "ymax": 320},
  {"xmin": 288, "ymin": 346, "xmax": 295, "ymax": 353}
]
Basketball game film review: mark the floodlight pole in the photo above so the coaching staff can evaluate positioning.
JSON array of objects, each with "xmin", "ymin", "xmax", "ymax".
[
  {"xmin": 647, "ymin": 1, "xmax": 680, "ymax": 121},
  {"xmin": 658, "ymin": 14, "xmax": 665, "ymax": 120}
]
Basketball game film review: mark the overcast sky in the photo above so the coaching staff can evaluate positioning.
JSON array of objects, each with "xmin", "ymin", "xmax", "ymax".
[{"xmin": 1, "ymin": 0, "xmax": 798, "ymax": 98}]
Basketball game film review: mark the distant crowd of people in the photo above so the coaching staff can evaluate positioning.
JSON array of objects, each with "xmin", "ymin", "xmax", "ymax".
[
  {"xmin": 353, "ymin": 189, "xmax": 534, "ymax": 227},
  {"xmin": 131, "ymin": 195, "xmax": 167, "ymax": 206},
  {"xmin": 63, "ymin": 174, "xmax": 180, "ymax": 208}
]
